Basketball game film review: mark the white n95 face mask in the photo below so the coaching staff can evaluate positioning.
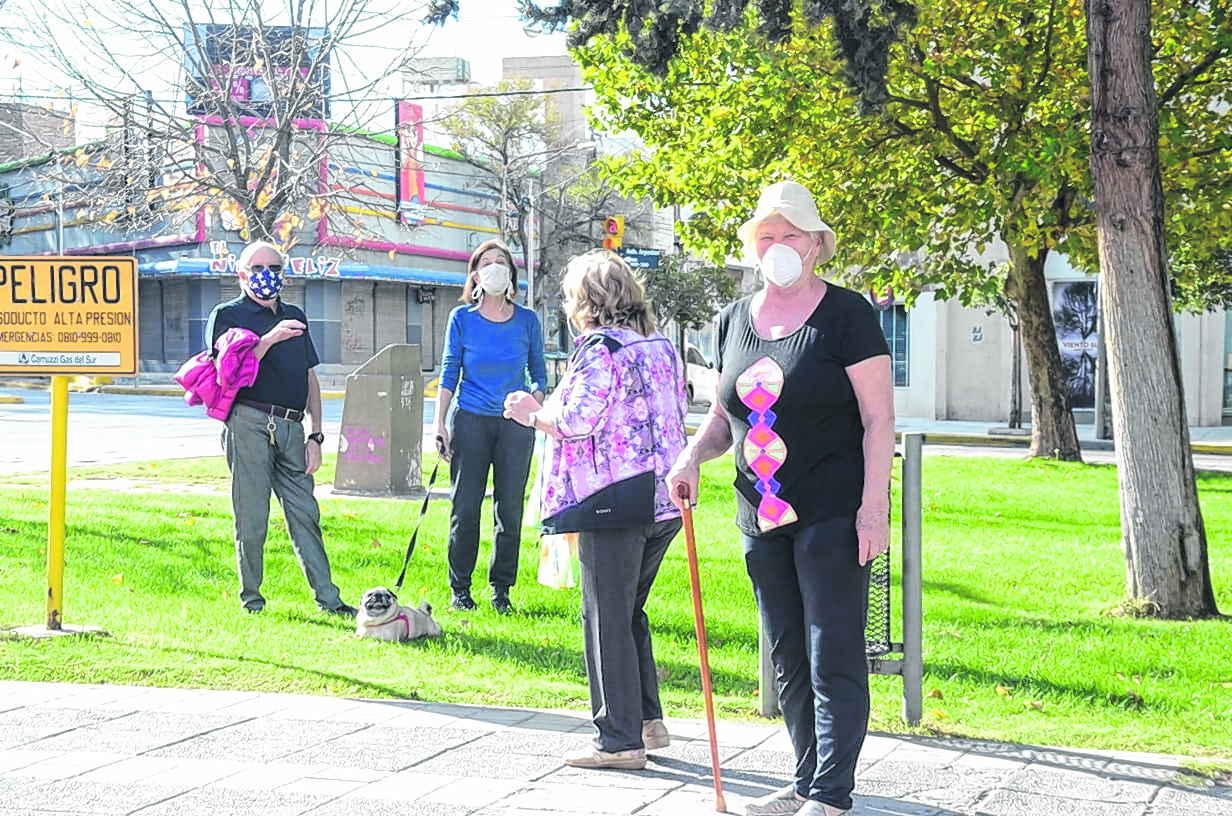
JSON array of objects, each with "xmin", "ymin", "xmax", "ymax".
[
  {"xmin": 759, "ymin": 244, "xmax": 804, "ymax": 288},
  {"xmin": 477, "ymin": 263, "xmax": 512, "ymax": 296}
]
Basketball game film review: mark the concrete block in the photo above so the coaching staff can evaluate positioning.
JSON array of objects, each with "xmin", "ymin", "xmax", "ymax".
[{"xmin": 334, "ymin": 344, "xmax": 426, "ymax": 498}]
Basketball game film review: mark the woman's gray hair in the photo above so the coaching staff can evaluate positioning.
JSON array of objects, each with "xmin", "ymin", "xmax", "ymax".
[{"xmin": 561, "ymin": 249, "xmax": 656, "ymax": 337}]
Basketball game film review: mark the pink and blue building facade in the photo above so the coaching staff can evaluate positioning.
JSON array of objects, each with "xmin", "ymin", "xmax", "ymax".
[{"xmin": 0, "ymin": 102, "xmax": 504, "ymax": 377}]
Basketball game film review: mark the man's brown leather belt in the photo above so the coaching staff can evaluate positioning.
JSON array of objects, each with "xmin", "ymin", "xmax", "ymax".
[{"xmin": 237, "ymin": 399, "xmax": 305, "ymax": 422}]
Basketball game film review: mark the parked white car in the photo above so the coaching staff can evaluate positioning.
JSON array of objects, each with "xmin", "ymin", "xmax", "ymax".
[{"xmin": 685, "ymin": 343, "xmax": 718, "ymax": 406}]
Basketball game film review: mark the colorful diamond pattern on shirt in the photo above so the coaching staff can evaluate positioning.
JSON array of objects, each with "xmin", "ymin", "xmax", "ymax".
[{"xmin": 736, "ymin": 356, "xmax": 797, "ymax": 532}]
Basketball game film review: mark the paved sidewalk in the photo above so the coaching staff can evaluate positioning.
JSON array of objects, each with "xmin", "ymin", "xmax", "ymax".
[{"xmin": 0, "ymin": 682, "xmax": 1226, "ymax": 816}]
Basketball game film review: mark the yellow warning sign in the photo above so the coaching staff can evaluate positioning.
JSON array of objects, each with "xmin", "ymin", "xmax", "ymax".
[{"xmin": 0, "ymin": 256, "xmax": 139, "ymax": 375}]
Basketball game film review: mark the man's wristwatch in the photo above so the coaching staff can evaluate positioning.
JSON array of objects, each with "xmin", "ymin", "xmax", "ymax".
[{"xmin": 307, "ymin": 432, "xmax": 325, "ymax": 445}]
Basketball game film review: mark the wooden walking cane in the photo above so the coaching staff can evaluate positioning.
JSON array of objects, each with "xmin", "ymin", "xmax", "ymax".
[{"xmin": 678, "ymin": 484, "xmax": 727, "ymax": 812}]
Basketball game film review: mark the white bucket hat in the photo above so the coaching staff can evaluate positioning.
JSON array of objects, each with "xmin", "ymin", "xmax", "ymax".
[{"xmin": 737, "ymin": 180, "xmax": 837, "ymax": 264}]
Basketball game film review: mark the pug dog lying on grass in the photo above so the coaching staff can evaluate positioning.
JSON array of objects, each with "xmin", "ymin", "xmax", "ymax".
[{"xmin": 355, "ymin": 587, "xmax": 442, "ymax": 642}]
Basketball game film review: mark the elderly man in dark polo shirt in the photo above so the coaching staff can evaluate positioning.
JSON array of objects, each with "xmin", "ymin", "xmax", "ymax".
[{"xmin": 204, "ymin": 240, "xmax": 356, "ymax": 617}]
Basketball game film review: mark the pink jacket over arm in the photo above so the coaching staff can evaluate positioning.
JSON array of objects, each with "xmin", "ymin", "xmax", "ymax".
[{"xmin": 174, "ymin": 328, "xmax": 261, "ymax": 420}]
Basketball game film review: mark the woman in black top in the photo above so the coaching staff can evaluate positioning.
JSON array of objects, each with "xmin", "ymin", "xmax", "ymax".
[{"xmin": 667, "ymin": 181, "xmax": 895, "ymax": 816}]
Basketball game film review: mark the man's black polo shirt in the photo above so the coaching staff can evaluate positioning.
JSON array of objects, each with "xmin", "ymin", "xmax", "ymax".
[{"xmin": 204, "ymin": 294, "xmax": 320, "ymax": 412}]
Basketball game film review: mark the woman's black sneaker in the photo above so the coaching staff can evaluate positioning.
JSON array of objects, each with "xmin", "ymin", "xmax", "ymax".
[
  {"xmin": 451, "ymin": 591, "xmax": 478, "ymax": 611},
  {"xmin": 491, "ymin": 587, "xmax": 514, "ymax": 615}
]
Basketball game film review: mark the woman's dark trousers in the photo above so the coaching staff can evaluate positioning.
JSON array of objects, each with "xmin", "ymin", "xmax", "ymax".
[
  {"xmin": 743, "ymin": 514, "xmax": 870, "ymax": 812},
  {"xmin": 578, "ymin": 518, "xmax": 682, "ymax": 752},
  {"xmin": 447, "ymin": 408, "xmax": 534, "ymax": 594}
]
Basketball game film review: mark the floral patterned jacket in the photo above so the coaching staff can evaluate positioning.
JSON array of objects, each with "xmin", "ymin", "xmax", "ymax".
[{"xmin": 537, "ymin": 327, "xmax": 688, "ymax": 524}]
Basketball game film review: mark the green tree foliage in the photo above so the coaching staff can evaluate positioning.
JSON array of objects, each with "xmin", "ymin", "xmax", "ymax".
[
  {"xmin": 572, "ymin": 0, "xmax": 1228, "ymax": 459},
  {"xmin": 639, "ymin": 252, "xmax": 738, "ymax": 335},
  {"xmin": 576, "ymin": 1, "xmax": 1230, "ymax": 309},
  {"xmin": 440, "ymin": 80, "xmax": 622, "ymax": 309}
]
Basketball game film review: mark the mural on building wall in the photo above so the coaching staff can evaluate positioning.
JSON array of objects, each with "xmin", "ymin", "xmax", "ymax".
[
  {"xmin": 1053, "ymin": 280, "xmax": 1099, "ymax": 410},
  {"xmin": 396, "ymin": 102, "xmax": 428, "ymax": 226}
]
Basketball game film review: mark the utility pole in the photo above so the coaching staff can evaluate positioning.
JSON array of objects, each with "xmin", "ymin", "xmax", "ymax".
[{"xmin": 526, "ymin": 178, "xmax": 535, "ymax": 312}]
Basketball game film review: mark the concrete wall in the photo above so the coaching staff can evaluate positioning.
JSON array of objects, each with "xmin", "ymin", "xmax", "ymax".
[
  {"xmin": 1176, "ymin": 310, "xmax": 1227, "ymax": 427},
  {"xmin": 943, "ymin": 299, "xmax": 1013, "ymax": 422},
  {"xmin": 0, "ymin": 103, "xmax": 73, "ymax": 162},
  {"xmin": 502, "ymin": 56, "xmax": 586, "ymax": 143}
]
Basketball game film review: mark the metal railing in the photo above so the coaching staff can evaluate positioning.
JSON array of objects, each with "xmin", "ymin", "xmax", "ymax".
[{"xmin": 757, "ymin": 432, "xmax": 924, "ymax": 725}]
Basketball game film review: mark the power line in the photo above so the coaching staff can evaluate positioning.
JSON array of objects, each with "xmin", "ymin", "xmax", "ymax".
[{"xmin": 0, "ymin": 84, "xmax": 595, "ymax": 108}]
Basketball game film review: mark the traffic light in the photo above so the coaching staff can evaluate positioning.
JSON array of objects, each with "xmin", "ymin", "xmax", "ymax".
[{"xmin": 602, "ymin": 215, "xmax": 625, "ymax": 250}]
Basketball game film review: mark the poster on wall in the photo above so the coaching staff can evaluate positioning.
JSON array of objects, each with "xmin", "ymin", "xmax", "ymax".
[
  {"xmin": 396, "ymin": 102, "xmax": 428, "ymax": 226},
  {"xmin": 1052, "ymin": 280, "xmax": 1099, "ymax": 410}
]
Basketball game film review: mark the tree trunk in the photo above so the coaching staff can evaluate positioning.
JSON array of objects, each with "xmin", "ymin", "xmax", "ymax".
[
  {"xmin": 1086, "ymin": 0, "xmax": 1219, "ymax": 618},
  {"xmin": 1005, "ymin": 245, "xmax": 1083, "ymax": 461}
]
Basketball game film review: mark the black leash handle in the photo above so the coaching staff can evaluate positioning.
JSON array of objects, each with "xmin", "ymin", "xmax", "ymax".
[{"xmin": 393, "ymin": 455, "xmax": 443, "ymax": 593}]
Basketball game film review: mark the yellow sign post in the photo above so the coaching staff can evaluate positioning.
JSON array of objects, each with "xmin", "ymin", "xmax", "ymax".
[{"xmin": 1, "ymin": 256, "xmax": 136, "ymax": 637}]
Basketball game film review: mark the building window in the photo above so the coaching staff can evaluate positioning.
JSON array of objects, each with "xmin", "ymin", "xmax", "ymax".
[
  {"xmin": 304, "ymin": 279, "xmax": 341, "ymax": 364},
  {"xmin": 406, "ymin": 294, "xmax": 423, "ymax": 349},
  {"xmin": 880, "ymin": 305, "xmax": 909, "ymax": 387}
]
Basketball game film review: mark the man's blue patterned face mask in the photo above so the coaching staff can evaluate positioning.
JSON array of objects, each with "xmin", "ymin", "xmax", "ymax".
[{"xmin": 246, "ymin": 264, "xmax": 284, "ymax": 300}]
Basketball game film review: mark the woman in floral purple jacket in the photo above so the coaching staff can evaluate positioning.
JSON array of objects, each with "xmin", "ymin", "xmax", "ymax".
[{"xmin": 504, "ymin": 249, "xmax": 688, "ymax": 771}]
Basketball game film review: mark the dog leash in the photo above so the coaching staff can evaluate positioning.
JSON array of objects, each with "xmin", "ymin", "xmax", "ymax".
[{"xmin": 393, "ymin": 453, "xmax": 443, "ymax": 593}]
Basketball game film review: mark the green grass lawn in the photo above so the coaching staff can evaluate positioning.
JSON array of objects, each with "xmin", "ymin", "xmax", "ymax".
[{"xmin": 0, "ymin": 454, "xmax": 1229, "ymax": 759}]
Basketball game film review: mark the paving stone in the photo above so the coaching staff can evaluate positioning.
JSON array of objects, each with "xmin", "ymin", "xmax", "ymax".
[
  {"xmin": 280, "ymin": 775, "xmax": 370, "ymax": 798},
  {"xmin": 411, "ymin": 746, "xmax": 564, "ymax": 780},
  {"xmin": 635, "ymin": 787, "xmax": 747, "ymax": 816},
  {"xmin": 1103, "ymin": 760, "xmax": 1185, "ymax": 785},
  {"xmin": 265, "ymin": 696, "xmax": 366, "ymax": 722},
  {"xmin": 1149, "ymin": 786, "xmax": 1232, "ymax": 814},
  {"xmin": 15, "ymin": 779, "xmax": 189, "ymax": 814},
  {"xmin": 319, "ymin": 700, "xmax": 423, "ymax": 724},
  {"xmin": 851, "ymin": 797, "xmax": 953, "ymax": 815},
  {"xmin": 283, "ymin": 725, "xmax": 478, "ymax": 771},
  {"xmin": 639, "ymin": 739, "xmax": 744, "ymax": 770},
  {"xmin": 542, "ymin": 763, "xmax": 692, "ymax": 791},
  {"xmin": 492, "ymin": 780, "xmax": 663, "ymax": 813},
  {"xmin": 465, "ymin": 729, "xmax": 590, "ymax": 758},
  {"xmin": 517, "ymin": 712, "xmax": 591, "ymax": 733},
  {"xmin": 342, "ymin": 770, "xmax": 458, "ymax": 801},
  {"xmin": 141, "ymin": 758, "xmax": 254, "ymax": 787},
  {"xmin": 721, "ymin": 747, "xmax": 797, "ymax": 774},
  {"xmin": 206, "ymin": 761, "xmax": 324, "ymax": 790},
  {"xmin": 25, "ymin": 711, "xmax": 246, "ymax": 755},
  {"xmin": 0, "ymin": 750, "xmax": 59, "ymax": 775},
  {"xmin": 74, "ymin": 756, "xmax": 189, "ymax": 784},
  {"xmin": 419, "ymin": 777, "xmax": 528, "ymax": 807},
  {"xmin": 142, "ymin": 691, "xmax": 262, "ymax": 716},
  {"xmin": 303, "ymin": 801, "xmax": 472, "ymax": 816},
  {"xmin": 3, "ymin": 751, "xmax": 126, "ymax": 781},
  {"xmin": 1006, "ymin": 765, "xmax": 1158, "ymax": 803},
  {"xmin": 0, "ymin": 778, "xmax": 62, "ymax": 812},
  {"xmin": 976, "ymin": 789, "xmax": 1148, "ymax": 816},
  {"xmin": 146, "ymin": 717, "xmax": 365, "ymax": 762},
  {"xmin": 30, "ymin": 687, "xmax": 141, "ymax": 711},
  {"xmin": 91, "ymin": 687, "xmax": 210, "ymax": 712},
  {"xmin": 861, "ymin": 734, "xmax": 907, "ymax": 763},
  {"xmin": 0, "ymin": 707, "xmax": 121, "ymax": 750},
  {"xmin": 133, "ymin": 786, "xmax": 330, "ymax": 816}
]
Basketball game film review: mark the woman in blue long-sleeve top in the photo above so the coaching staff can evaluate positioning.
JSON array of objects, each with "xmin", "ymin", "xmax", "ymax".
[{"xmin": 434, "ymin": 239, "xmax": 547, "ymax": 614}]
